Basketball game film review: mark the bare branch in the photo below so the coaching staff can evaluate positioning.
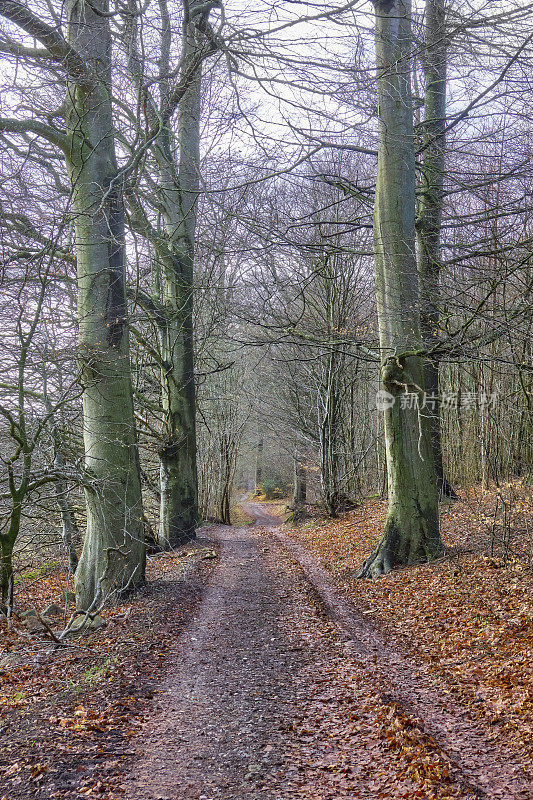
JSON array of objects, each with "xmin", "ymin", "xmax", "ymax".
[
  {"xmin": 0, "ymin": 115, "xmax": 68, "ymax": 152},
  {"xmin": 0, "ymin": 0, "xmax": 91, "ymax": 83}
]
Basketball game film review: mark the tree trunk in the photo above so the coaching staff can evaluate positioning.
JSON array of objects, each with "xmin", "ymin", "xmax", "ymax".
[
  {"xmin": 416, "ymin": 0, "xmax": 456, "ymax": 498},
  {"xmin": 67, "ymin": 0, "xmax": 145, "ymax": 609},
  {"xmin": 320, "ymin": 366, "xmax": 339, "ymax": 517},
  {"xmin": 358, "ymin": 0, "xmax": 443, "ymax": 578},
  {"xmin": 218, "ymin": 440, "xmax": 233, "ymax": 525},
  {"xmin": 158, "ymin": 312, "xmax": 198, "ymax": 545},
  {"xmin": 0, "ymin": 502, "xmax": 20, "ymax": 611},
  {"xmin": 255, "ymin": 436, "xmax": 264, "ymax": 491},
  {"xmin": 155, "ymin": 3, "xmax": 205, "ymax": 547},
  {"xmin": 292, "ymin": 455, "xmax": 307, "ymax": 505},
  {"xmin": 0, "ymin": 542, "xmax": 14, "ymax": 613}
]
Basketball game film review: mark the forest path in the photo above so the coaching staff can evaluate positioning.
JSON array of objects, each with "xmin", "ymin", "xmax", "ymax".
[
  {"xmin": 123, "ymin": 505, "xmax": 310, "ymax": 800},
  {"xmin": 123, "ymin": 505, "xmax": 532, "ymax": 800}
]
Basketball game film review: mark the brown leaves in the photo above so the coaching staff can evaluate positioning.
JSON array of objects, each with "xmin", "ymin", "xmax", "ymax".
[
  {"xmin": 276, "ymin": 624, "xmax": 466, "ymax": 800},
  {"xmin": 54, "ymin": 705, "xmax": 108, "ymax": 734},
  {"xmin": 0, "ymin": 542, "xmax": 210, "ymax": 799},
  {"xmin": 283, "ymin": 484, "xmax": 533, "ymax": 774}
]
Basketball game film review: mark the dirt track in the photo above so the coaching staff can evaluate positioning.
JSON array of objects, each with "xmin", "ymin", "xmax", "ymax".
[{"xmin": 123, "ymin": 505, "xmax": 532, "ymax": 800}]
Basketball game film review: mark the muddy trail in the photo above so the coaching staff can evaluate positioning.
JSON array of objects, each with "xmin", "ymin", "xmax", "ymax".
[{"xmin": 123, "ymin": 504, "xmax": 532, "ymax": 800}]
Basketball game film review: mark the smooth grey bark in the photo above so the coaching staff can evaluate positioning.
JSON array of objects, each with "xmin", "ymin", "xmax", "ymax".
[
  {"xmin": 359, "ymin": 0, "xmax": 443, "ymax": 578},
  {"xmin": 66, "ymin": 0, "xmax": 145, "ymax": 608},
  {"xmin": 155, "ymin": 5, "xmax": 202, "ymax": 546},
  {"xmin": 416, "ymin": 0, "xmax": 456, "ymax": 498},
  {"xmin": 123, "ymin": 0, "xmax": 221, "ymax": 545},
  {"xmin": 124, "ymin": 0, "xmax": 214, "ymax": 547}
]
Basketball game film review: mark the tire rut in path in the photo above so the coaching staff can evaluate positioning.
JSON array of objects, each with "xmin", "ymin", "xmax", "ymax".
[
  {"xmin": 123, "ymin": 505, "xmax": 532, "ymax": 800},
  {"xmin": 267, "ymin": 512, "xmax": 532, "ymax": 800}
]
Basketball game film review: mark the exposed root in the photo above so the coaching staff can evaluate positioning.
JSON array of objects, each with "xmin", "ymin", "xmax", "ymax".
[
  {"xmin": 357, "ymin": 523, "xmax": 444, "ymax": 580},
  {"xmin": 357, "ymin": 548, "xmax": 394, "ymax": 579}
]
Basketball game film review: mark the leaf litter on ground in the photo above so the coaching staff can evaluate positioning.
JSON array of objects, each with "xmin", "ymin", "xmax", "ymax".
[{"xmin": 280, "ymin": 483, "xmax": 533, "ymax": 780}]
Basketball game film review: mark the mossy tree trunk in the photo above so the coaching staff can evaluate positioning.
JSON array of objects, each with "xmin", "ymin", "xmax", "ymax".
[
  {"xmin": 358, "ymin": 0, "xmax": 443, "ymax": 578},
  {"xmin": 156, "ymin": 222, "xmax": 198, "ymax": 546},
  {"xmin": 153, "ymin": 2, "xmax": 211, "ymax": 547},
  {"xmin": 0, "ymin": 505, "xmax": 19, "ymax": 611},
  {"xmin": 66, "ymin": 0, "xmax": 145, "ymax": 608},
  {"xmin": 416, "ymin": 0, "xmax": 456, "ymax": 498},
  {"xmin": 123, "ymin": 0, "xmax": 218, "ymax": 547},
  {"xmin": 0, "ymin": 547, "xmax": 13, "ymax": 612}
]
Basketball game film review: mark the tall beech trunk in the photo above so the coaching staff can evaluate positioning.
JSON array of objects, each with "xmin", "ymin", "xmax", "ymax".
[
  {"xmin": 67, "ymin": 0, "xmax": 145, "ymax": 608},
  {"xmin": 157, "ymin": 226, "xmax": 198, "ymax": 547},
  {"xmin": 416, "ymin": 0, "xmax": 456, "ymax": 498},
  {"xmin": 154, "ymin": 3, "xmax": 206, "ymax": 547},
  {"xmin": 358, "ymin": 0, "xmax": 443, "ymax": 578}
]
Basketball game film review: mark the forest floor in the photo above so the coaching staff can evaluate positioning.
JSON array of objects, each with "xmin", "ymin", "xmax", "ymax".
[
  {"xmin": 0, "ymin": 493, "xmax": 531, "ymax": 799},
  {"xmin": 278, "ymin": 487, "xmax": 533, "ymax": 771}
]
